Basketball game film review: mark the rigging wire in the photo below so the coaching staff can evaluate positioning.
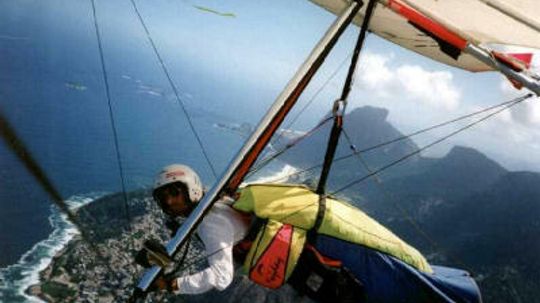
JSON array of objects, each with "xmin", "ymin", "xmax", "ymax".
[
  {"xmin": 330, "ymin": 94, "xmax": 532, "ymax": 195},
  {"xmin": 0, "ymin": 109, "xmax": 126, "ymax": 284},
  {"xmin": 90, "ymin": 0, "xmax": 142, "ymax": 277},
  {"xmin": 264, "ymin": 93, "xmax": 533, "ymax": 184},
  {"xmin": 172, "ymin": 93, "xmax": 534, "ymax": 275},
  {"xmin": 129, "ymin": 0, "xmax": 218, "ymax": 180},
  {"xmin": 246, "ymin": 115, "xmax": 333, "ymax": 178},
  {"xmin": 90, "ymin": 0, "xmax": 131, "ymax": 227},
  {"xmin": 340, "ymin": 128, "xmax": 474, "ymax": 273}
]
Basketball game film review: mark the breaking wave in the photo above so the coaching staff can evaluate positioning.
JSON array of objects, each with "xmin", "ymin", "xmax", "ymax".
[
  {"xmin": 0, "ymin": 193, "xmax": 106, "ymax": 303},
  {"xmin": 0, "ymin": 161, "xmax": 297, "ymax": 302},
  {"xmin": 246, "ymin": 159, "xmax": 299, "ymax": 185}
]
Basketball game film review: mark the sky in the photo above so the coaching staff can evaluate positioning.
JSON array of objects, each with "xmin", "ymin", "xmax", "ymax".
[{"xmin": 2, "ymin": 0, "xmax": 540, "ymax": 175}]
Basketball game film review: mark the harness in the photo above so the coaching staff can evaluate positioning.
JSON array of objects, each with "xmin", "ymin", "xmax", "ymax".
[{"xmin": 231, "ymin": 189, "xmax": 364, "ymax": 302}]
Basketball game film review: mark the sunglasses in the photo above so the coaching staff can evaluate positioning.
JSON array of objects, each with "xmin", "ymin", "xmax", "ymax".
[{"xmin": 154, "ymin": 184, "xmax": 185, "ymax": 206}]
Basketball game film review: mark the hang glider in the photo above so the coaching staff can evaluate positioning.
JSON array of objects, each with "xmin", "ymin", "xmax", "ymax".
[
  {"xmin": 311, "ymin": 0, "xmax": 540, "ymax": 73},
  {"xmin": 128, "ymin": 0, "xmax": 540, "ymax": 299},
  {"xmin": 1, "ymin": 0, "xmax": 537, "ymax": 301}
]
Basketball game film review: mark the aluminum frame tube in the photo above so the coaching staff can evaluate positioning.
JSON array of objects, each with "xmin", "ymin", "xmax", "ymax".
[
  {"xmin": 131, "ymin": 0, "xmax": 362, "ymax": 297},
  {"xmin": 465, "ymin": 43, "xmax": 540, "ymax": 96}
]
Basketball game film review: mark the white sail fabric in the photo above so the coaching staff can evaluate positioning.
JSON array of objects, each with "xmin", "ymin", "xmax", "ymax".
[{"xmin": 310, "ymin": 0, "xmax": 540, "ymax": 72}]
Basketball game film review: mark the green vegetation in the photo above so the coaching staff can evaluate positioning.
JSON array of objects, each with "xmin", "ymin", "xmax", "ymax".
[
  {"xmin": 133, "ymin": 230, "xmax": 145, "ymax": 239},
  {"xmin": 41, "ymin": 281, "xmax": 76, "ymax": 301}
]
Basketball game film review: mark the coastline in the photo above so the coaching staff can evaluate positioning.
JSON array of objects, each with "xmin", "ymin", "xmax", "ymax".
[
  {"xmin": 0, "ymin": 193, "xmax": 105, "ymax": 303},
  {"xmin": 16, "ymin": 164, "xmax": 300, "ymax": 302},
  {"xmin": 24, "ymin": 241, "xmax": 74, "ymax": 303},
  {"xmin": 15, "ymin": 191, "xmax": 169, "ymax": 302}
]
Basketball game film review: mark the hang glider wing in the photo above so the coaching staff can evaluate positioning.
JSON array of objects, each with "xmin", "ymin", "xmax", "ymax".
[{"xmin": 310, "ymin": 0, "xmax": 540, "ymax": 73}]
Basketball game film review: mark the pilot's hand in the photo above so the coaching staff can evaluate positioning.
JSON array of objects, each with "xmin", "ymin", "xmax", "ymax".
[
  {"xmin": 134, "ymin": 239, "xmax": 173, "ymax": 268},
  {"xmin": 153, "ymin": 276, "xmax": 178, "ymax": 292}
]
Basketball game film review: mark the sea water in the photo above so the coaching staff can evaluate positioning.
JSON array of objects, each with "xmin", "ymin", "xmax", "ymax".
[
  {"xmin": 0, "ymin": 194, "xmax": 105, "ymax": 303},
  {"xmin": 0, "ymin": 2, "xmax": 301, "ymax": 301}
]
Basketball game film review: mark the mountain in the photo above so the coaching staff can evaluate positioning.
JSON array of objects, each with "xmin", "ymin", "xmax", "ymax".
[
  {"xmin": 341, "ymin": 106, "xmax": 420, "ymax": 169},
  {"xmin": 278, "ymin": 106, "xmax": 420, "ymax": 174},
  {"xmin": 277, "ymin": 105, "xmax": 540, "ymax": 303},
  {"xmin": 416, "ymin": 146, "xmax": 507, "ymax": 196},
  {"xmin": 426, "ymin": 171, "xmax": 540, "ymax": 264},
  {"xmin": 368, "ymin": 146, "xmax": 508, "ymax": 222},
  {"xmin": 423, "ymin": 172, "xmax": 540, "ymax": 303},
  {"xmin": 276, "ymin": 106, "xmax": 423, "ymax": 194}
]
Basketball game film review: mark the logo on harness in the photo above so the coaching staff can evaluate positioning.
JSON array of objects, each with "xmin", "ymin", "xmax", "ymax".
[{"xmin": 248, "ymin": 223, "xmax": 294, "ymax": 289}]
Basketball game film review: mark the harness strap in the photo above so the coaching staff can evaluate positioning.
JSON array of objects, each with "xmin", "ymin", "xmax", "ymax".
[
  {"xmin": 308, "ymin": 195, "xmax": 327, "ymax": 243},
  {"xmin": 315, "ymin": 0, "xmax": 378, "ymax": 195}
]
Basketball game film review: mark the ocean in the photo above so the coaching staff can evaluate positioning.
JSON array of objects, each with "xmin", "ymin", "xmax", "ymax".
[
  {"xmin": 0, "ymin": 1, "xmax": 318, "ymax": 301},
  {"xmin": 0, "ymin": 193, "xmax": 103, "ymax": 302}
]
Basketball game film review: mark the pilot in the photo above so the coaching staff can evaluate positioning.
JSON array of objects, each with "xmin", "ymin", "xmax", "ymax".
[{"xmin": 150, "ymin": 164, "xmax": 251, "ymax": 294}]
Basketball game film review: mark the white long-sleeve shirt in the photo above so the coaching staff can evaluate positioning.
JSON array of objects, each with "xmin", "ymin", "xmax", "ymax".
[{"xmin": 174, "ymin": 201, "xmax": 251, "ymax": 294}]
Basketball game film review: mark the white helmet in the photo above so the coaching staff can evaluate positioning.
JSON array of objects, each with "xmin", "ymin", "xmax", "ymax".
[{"xmin": 153, "ymin": 164, "xmax": 204, "ymax": 203}]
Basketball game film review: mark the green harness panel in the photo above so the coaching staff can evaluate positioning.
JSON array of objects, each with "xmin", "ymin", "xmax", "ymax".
[{"xmin": 233, "ymin": 183, "xmax": 432, "ymax": 273}]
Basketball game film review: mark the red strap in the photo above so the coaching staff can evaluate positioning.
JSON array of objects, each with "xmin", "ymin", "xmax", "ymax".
[{"xmin": 306, "ymin": 244, "xmax": 342, "ymax": 268}]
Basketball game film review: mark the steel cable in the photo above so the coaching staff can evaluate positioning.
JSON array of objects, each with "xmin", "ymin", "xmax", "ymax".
[
  {"xmin": 129, "ymin": 0, "xmax": 218, "ymax": 180},
  {"xmin": 330, "ymin": 94, "xmax": 532, "ymax": 195},
  {"xmin": 264, "ymin": 93, "xmax": 533, "ymax": 185},
  {"xmin": 90, "ymin": 0, "xmax": 132, "ymax": 227}
]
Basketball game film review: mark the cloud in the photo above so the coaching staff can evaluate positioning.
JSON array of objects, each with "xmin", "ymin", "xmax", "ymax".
[
  {"xmin": 396, "ymin": 65, "xmax": 460, "ymax": 109},
  {"xmin": 355, "ymin": 52, "xmax": 461, "ymax": 110},
  {"xmin": 357, "ymin": 53, "xmax": 394, "ymax": 90},
  {"xmin": 345, "ymin": 52, "xmax": 540, "ymax": 171}
]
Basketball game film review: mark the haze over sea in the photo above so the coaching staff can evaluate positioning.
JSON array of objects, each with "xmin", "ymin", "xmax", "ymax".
[
  {"xmin": 0, "ymin": 0, "xmax": 266, "ymax": 267},
  {"xmin": 0, "ymin": 1, "xmax": 270, "ymax": 301}
]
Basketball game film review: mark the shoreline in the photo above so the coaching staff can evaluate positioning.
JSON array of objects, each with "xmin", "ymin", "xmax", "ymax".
[
  {"xmin": 24, "ymin": 242, "xmax": 72, "ymax": 303},
  {"xmin": 0, "ymin": 193, "xmax": 105, "ymax": 303},
  {"xmin": 0, "ymin": 206, "xmax": 78, "ymax": 303},
  {"xmin": 13, "ymin": 164, "xmax": 298, "ymax": 302},
  {"xmin": 16, "ymin": 191, "xmax": 165, "ymax": 302}
]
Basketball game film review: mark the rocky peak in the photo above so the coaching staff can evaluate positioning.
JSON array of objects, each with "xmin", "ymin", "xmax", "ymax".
[{"xmin": 346, "ymin": 106, "xmax": 389, "ymax": 126}]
